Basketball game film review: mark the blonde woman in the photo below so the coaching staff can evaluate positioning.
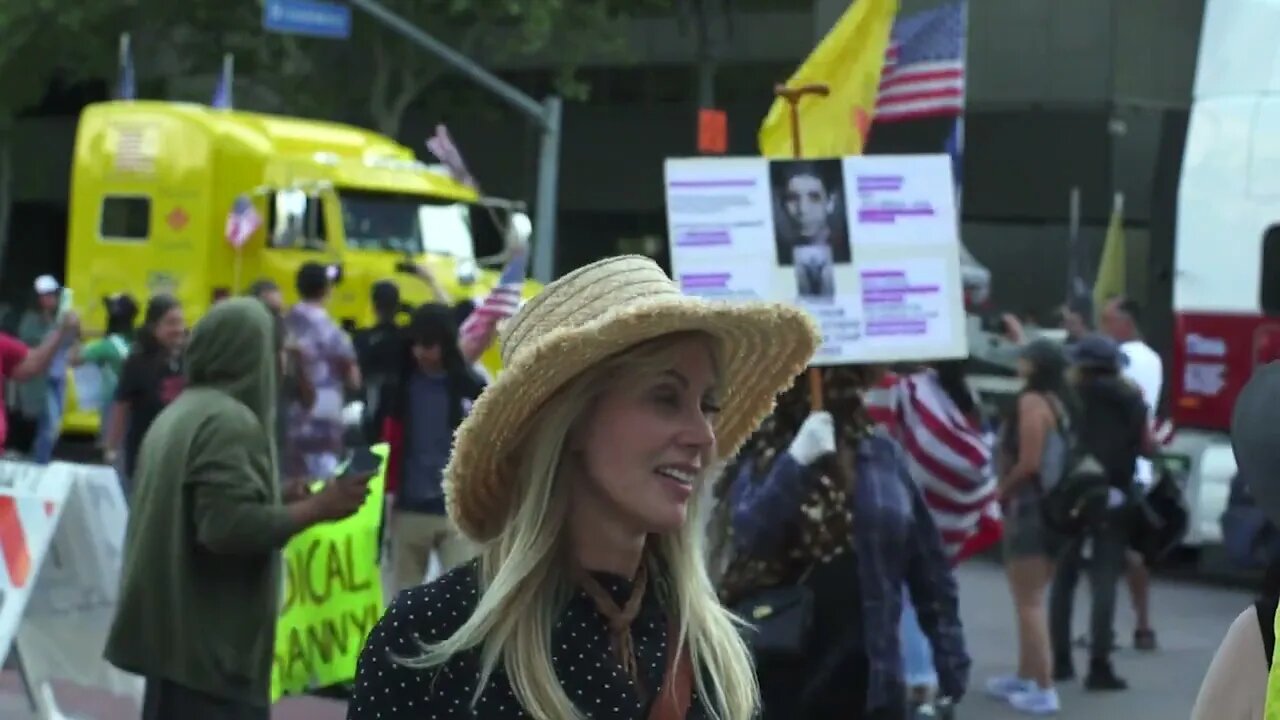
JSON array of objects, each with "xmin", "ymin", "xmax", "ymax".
[{"xmin": 349, "ymin": 256, "xmax": 819, "ymax": 719}]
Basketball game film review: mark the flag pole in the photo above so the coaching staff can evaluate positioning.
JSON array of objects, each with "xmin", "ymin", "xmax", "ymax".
[
  {"xmin": 221, "ymin": 53, "xmax": 235, "ymax": 109},
  {"xmin": 117, "ymin": 33, "xmax": 132, "ymax": 101},
  {"xmin": 1066, "ymin": 185, "xmax": 1083, "ymax": 307},
  {"xmin": 774, "ymin": 82, "xmax": 830, "ymax": 412},
  {"xmin": 957, "ymin": 0, "xmax": 968, "ymax": 215}
]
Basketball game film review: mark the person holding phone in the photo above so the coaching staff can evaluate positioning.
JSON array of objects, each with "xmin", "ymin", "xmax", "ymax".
[
  {"xmin": 17, "ymin": 275, "xmax": 78, "ymax": 463},
  {"xmin": 105, "ymin": 298, "xmax": 372, "ymax": 720}
]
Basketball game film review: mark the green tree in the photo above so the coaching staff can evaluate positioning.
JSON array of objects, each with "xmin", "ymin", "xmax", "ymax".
[
  {"xmin": 677, "ymin": 0, "xmax": 736, "ymax": 109},
  {"xmin": 171, "ymin": 0, "xmax": 670, "ymax": 138},
  {"xmin": 0, "ymin": 1, "xmax": 127, "ymax": 270}
]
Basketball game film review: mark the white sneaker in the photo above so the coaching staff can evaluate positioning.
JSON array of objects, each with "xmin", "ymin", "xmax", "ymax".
[
  {"xmin": 1009, "ymin": 687, "xmax": 1061, "ymax": 715},
  {"xmin": 984, "ymin": 674, "xmax": 1035, "ymax": 700}
]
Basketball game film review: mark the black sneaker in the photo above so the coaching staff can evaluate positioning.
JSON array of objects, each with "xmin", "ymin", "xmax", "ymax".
[
  {"xmin": 1084, "ymin": 660, "xmax": 1129, "ymax": 691},
  {"xmin": 1053, "ymin": 662, "xmax": 1076, "ymax": 682},
  {"xmin": 1134, "ymin": 628, "xmax": 1158, "ymax": 652}
]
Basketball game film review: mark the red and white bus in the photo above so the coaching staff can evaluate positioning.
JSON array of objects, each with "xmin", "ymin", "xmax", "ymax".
[{"xmin": 1165, "ymin": 0, "xmax": 1280, "ymax": 546}]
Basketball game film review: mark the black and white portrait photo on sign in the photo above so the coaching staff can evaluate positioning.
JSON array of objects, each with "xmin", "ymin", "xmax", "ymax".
[
  {"xmin": 770, "ymin": 158, "xmax": 852, "ymax": 269},
  {"xmin": 793, "ymin": 244, "xmax": 835, "ymax": 299}
]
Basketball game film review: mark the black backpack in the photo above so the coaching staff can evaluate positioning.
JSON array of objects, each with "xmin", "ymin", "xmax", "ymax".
[{"xmin": 1041, "ymin": 399, "xmax": 1111, "ymax": 535}]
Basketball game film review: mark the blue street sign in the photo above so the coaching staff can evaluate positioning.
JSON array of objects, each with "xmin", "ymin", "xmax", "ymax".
[{"xmin": 263, "ymin": 0, "xmax": 352, "ymax": 39}]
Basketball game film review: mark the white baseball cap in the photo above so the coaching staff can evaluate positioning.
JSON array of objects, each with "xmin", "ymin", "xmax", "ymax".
[{"xmin": 33, "ymin": 275, "xmax": 60, "ymax": 295}]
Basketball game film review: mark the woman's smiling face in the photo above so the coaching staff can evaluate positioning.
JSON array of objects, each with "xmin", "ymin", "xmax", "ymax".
[{"xmin": 570, "ymin": 335, "xmax": 721, "ymax": 535}]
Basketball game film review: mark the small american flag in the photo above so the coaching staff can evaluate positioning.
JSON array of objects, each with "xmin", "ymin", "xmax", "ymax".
[
  {"xmin": 225, "ymin": 195, "xmax": 262, "ymax": 249},
  {"xmin": 876, "ymin": 1, "xmax": 966, "ymax": 123},
  {"xmin": 425, "ymin": 124, "xmax": 477, "ymax": 189},
  {"xmin": 459, "ymin": 247, "xmax": 528, "ymax": 357}
]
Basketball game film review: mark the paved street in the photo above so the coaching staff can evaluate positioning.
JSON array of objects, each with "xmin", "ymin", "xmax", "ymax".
[
  {"xmin": 0, "ymin": 560, "xmax": 1253, "ymax": 718},
  {"xmin": 960, "ymin": 560, "xmax": 1249, "ymax": 718}
]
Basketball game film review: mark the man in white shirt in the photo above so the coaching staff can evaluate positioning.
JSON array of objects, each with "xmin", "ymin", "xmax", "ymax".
[{"xmin": 1101, "ymin": 297, "xmax": 1164, "ymax": 651}]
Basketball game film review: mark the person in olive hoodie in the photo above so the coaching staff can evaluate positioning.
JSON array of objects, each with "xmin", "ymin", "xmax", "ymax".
[{"xmin": 104, "ymin": 298, "xmax": 371, "ymax": 720}]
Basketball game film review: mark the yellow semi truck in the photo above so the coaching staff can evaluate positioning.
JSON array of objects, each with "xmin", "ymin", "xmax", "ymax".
[{"xmin": 60, "ymin": 100, "xmax": 539, "ymax": 436}]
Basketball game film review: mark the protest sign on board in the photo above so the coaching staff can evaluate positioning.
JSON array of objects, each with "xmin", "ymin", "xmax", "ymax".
[
  {"xmin": 270, "ymin": 444, "xmax": 388, "ymax": 700},
  {"xmin": 665, "ymin": 154, "xmax": 968, "ymax": 364}
]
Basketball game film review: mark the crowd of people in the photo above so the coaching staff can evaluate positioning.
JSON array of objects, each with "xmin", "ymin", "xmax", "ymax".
[{"xmin": 0, "ymin": 254, "xmax": 1268, "ymax": 719}]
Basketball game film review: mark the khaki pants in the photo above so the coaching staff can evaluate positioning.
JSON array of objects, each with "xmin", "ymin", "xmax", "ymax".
[{"xmin": 390, "ymin": 509, "xmax": 475, "ymax": 592}]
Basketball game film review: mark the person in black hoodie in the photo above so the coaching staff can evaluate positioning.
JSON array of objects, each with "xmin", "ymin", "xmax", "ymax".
[
  {"xmin": 380, "ymin": 303, "xmax": 486, "ymax": 591},
  {"xmin": 354, "ymin": 281, "xmax": 406, "ymax": 442},
  {"xmin": 1048, "ymin": 334, "xmax": 1150, "ymax": 691}
]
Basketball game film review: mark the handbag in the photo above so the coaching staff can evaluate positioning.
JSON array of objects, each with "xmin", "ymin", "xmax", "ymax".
[
  {"xmin": 729, "ymin": 568, "xmax": 816, "ymax": 658},
  {"xmin": 1041, "ymin": 398, "xmax": 1110, "ymax": 535},
  {"xmin": 1130, "ymin": 469, "xmax": 1189, "ymax": 564}
]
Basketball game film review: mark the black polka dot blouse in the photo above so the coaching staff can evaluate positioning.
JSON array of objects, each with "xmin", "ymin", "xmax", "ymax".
[{"xmin": 347, "ymin": 561, "xmax": 711, "ymax": 719}]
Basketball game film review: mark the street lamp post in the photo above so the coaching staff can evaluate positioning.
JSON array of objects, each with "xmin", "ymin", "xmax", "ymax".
[{"xmin": 344, "ymin": 0, "xmax": 563, "ymax": 283}]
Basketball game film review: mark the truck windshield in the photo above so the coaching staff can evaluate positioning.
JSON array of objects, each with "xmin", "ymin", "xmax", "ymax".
[{"xmin": 339, "ymin": 190, "xmax": 474, "ymax": 260}]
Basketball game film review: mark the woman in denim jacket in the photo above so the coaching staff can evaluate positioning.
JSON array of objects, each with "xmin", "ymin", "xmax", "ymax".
[{"xmin": 715, "ymin": 367, "xmax": 969, "ymax": 720}]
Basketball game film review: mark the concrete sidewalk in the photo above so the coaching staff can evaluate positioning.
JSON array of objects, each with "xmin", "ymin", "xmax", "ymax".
[
  {"xmin": 0, "ymin": 673, "xmax": 345, "ymax": 719},
  {"xmin": 0, "ymin": 560, "xmax": 1255, "ymax": 718}
]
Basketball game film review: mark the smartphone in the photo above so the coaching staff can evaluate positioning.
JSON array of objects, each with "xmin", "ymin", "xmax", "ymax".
[
  {"xmin": 58, "ymin": 287, "xmax": 74, "ymax": 320},
  {"xmin": 336, "ymin": 446, "xmax": 381, "ymax": 479}
]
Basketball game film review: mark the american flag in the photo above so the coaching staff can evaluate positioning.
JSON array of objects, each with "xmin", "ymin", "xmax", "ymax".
[
  {"xmin": 225, "ymin": 195, "xmax": 262, "ymax": 249},
  {"xmin": 458, "ymin": 247, "xmax": 528, "ymax": 359},
  {"xmin": 425, "ymin": 124, "xmax": 477, "ymax": 189},
  {"xmin": 865, "ymin": 369, "xmax": 1000, "ymax": 563},
  {"xmin": 876, "ymin": 1, "xmax": 966, "ymax": 123}
]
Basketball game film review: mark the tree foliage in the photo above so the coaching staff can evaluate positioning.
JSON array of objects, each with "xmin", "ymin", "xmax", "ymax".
[
  {"xmin": 119, "ymin": 0, "xmax": 671, "ymax": 138},
  {"xmin": 281, "ymin": 0, "xmax": 670, "ymax": 137}
]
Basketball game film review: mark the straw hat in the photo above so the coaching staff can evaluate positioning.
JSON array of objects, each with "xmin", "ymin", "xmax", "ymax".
[{"xmin": 444, "ymin": 255, "xmax": 820, "ymax": 542}]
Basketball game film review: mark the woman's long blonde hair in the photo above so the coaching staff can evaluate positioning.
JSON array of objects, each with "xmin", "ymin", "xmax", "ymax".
[{"xmin": 400, "ymin": 331, "xmax": 760, "ymax": 719}]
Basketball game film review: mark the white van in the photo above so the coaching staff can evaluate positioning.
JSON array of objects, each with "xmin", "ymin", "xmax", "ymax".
[{"xmin": 1165, "ymin": 0, "xmax": 1280, "ymax": 545}]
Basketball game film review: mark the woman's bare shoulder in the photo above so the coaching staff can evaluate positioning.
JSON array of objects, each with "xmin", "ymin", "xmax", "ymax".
[{"xmin": 1017, "ymin": 391, "xmax": 1054, "ymax": 417}]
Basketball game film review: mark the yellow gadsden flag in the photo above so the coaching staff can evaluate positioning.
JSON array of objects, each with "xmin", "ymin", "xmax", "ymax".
[
  {"xmin": 758, "ymin": 0, "xmax": 899, "ymax": 158},
  {"xmin": 1092, "ymin": 192, "xmax": 1127, "ymax": 316}
]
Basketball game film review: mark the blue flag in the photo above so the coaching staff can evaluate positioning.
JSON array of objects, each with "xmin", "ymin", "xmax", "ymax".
[
  {"xmin": 117, "ymin": 34, "xmax": 136, "ymax": 101},
  {"xmin": 212, "ymin": 54, "xmax": 234, "ymax": 109}
]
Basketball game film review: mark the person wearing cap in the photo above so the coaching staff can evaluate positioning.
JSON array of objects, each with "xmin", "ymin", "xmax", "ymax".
[
  {"xmin": 283, "ymin": 262, "xmax": 361, "ymax": 481},
  {"xmin": 1048, "ymin": 334, "xmax": 1150, "ymax": 693},
  {"xmin": 17, "ymin": 275, "xmax": 78, "ymax": 463},
  {"xmin": 0, "ymin": 305, "xmax": 78, "ymax": 456},
  {"xmin": 1100, "ymin": 296, "xmax": 1164, "ymax": 651},
  {"xmin": 349, "ymin": 255, "xmax": 819, "ymax": 719},
  {"xmin": 1191, "ymin": 361, "xmax": 1280, "ymax": 720},
  {"xmin": 69, "ymin": 293, "xmax": 139, "ymax": 458}
]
